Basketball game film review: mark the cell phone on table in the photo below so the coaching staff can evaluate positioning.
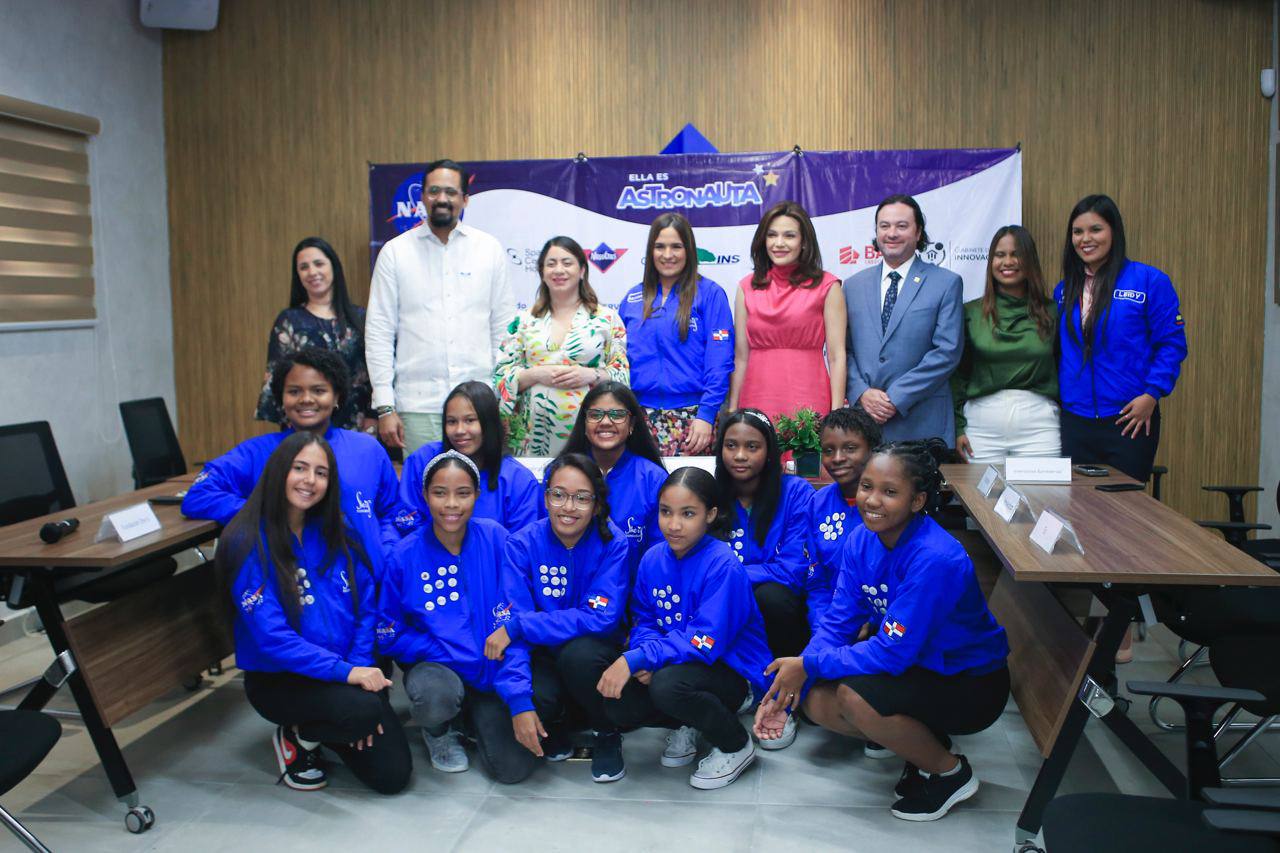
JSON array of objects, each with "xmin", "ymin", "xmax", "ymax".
[
  {"xmin": 148, "ymin": 491, "xmax": 187, "ymax": 505},
  {"xmin": 1095, "ymin": 483, "xmax": 1144, "ymax": 492},
  {"xmin": 1073, "ymin": 464, "xmax": 1109, "ymax": 477}
]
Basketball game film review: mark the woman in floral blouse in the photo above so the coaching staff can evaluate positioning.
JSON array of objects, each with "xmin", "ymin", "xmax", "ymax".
[
  {"xmin": 255, "ymin": 237, "xmax": 374, "ymax": 431},
  {"xmin": 494, "ymin": 236, "xmax": 629, "ymax": 456}
]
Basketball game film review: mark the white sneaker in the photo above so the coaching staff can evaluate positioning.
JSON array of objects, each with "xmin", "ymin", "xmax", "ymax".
[
  {"xmin": 423, "ymin": 729, "xmax": 469, "ymax": 773},
  {"xmin": 690, "ymin": 740, "xmax": 755, "ymax": 789},
  {"xmin": 661, "ymin": 726, "xmax": 699, "ymax": 767},
  {"xmin": 756, "ymin": 713, "xmax": 797, "ymax": 750},
  {"xmin": 864, "ymin": 740, "xmax": 894, "ymax": 760},
  {"xmin": 736, "ymin": 689, "xmax": 756, "ymax": 715}
]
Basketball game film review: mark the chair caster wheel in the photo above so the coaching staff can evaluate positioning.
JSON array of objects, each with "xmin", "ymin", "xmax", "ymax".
[
  {"xmin": 182, "ymin": 675, "xmax": 202, "ymax": 691},
  {"xmin": 125, "ymin": 805, "xmax": 155, "ymax": 833},
  {"xmin": 1015, "ymin": 842, "xmax": 1044, "ymax": 853}
]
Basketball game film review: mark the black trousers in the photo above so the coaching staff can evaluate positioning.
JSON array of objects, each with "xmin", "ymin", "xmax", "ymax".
[
  {"xmin": 602, "ymin": 660, "xmax": 750, "ymax": 753},
  {"xmin": 754, "ymin": 582, "xmax": 811, "ymax": 659},
  {"xmin": 534, "ymin": 634, "xmax": 620, "ymax": 733},
  {"xmin": 1059, "ymin": 405, "xmax": 1161, "ymax": 483},
  {"xmin": 243, "ymin": 670, "xmax": 412, "ymax": 794}
]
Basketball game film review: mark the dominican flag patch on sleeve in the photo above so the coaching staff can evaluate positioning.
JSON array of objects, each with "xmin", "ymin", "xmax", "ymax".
[
  {"xmin": 882, "ymin": 619, "xmax": 906, "ymax": 639},
  {"xmin": 691, "ymin": 633, "xmax": 716, "ymax": 650},
  {"xmin": 711, "ymin": 329, "xmax": 730, "ymax": 341},
  {"xmin": 588, "ymin": 595, "xmax": 609, "ymax": 610}
]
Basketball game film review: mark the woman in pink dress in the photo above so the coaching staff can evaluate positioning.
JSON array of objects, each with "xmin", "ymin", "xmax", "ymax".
[{"xmin": 728, "ymin": 201, "xmax": 847, "ymax": 420}]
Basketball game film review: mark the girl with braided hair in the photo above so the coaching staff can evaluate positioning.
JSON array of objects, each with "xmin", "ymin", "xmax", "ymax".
[{"xmin": 754, "ymin": 439, "xmax": 1010, "ymax": 822}]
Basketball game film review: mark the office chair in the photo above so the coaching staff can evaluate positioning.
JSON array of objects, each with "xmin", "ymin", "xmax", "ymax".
[
  {"xmin": 1037, "ymin": 681, "xmax": 1280, "ymax": 853},
  {"xmin": 118, "ymin": 397, "xmax": 188, "ymax": 489},
  {"xmin": 0, "ymin": 710, "xmax": 62, "ymax": 852},
  {"xmin": 1210, "ymin": 634, "xmax": 1280, "ymax": 787},
  {"xmin": 1197, "ymin": 481, "xmax": 1280, "ymax": 566}
]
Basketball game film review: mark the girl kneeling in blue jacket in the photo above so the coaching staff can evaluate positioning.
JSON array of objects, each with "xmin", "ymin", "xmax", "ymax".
[
  {"xmin": 399, "ymin": 381, "xmax": 542, "ymax": 534},
  {"xmin": 377, "ymin": 451, "xmax": 544, "ymax": 784},
  {"xmin": 488, "ymin": 454, "xmax": 631, "ymax": 783},
  {"xmin": 597, "ymin": 467, "xmax": 772, "ymax": 790},
  {"xmin": 755, "ymin": 440, "xmax": 1010, "ymax": 822},
  {"xmin": 219, "ymin": 431, "xmax": 411, "ymax": 794}
]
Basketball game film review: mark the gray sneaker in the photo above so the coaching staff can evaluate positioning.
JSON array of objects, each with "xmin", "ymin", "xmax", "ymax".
[
  {"xmin": 423, "ymin": 728, "xmax": 469, "ymax": 773},
  {"xmin": 661, "ymin": 726, "xmax": 699, "ymax": 767},
  {"xmin": 689, "ymin": 740, "xmax": 755, "ymax": 789}
]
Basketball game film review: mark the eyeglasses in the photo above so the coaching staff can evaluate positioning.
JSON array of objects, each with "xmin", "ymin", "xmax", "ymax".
[
  {"xmin": 547, "ymin": 487, "xmax": 596, "ymax": 509},
  {"xmin": 425, "ymin": 186, "xmax": 461, "ymax": 199},
  {"xmin": 586, "ymin": 408, "xmax": 629, "ymax": 423}
]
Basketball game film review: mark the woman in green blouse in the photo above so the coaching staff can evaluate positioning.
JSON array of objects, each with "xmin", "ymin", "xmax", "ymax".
[{"xmin": 952, "ymin": 226, "xmax": 1059, "ymax": 463}]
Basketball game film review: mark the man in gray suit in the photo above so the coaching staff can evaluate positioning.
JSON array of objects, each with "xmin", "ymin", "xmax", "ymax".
[{"xmin": 844, "ymin": 194, "xmax": 963, "ymax": 444}]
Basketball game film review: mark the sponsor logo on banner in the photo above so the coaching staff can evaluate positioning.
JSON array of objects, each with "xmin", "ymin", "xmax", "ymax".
[
  {"xmin": 920, "ymin": 241, "xmax": 948, "ymax": 266},
  {"xmin": 388, "ymin": 173, "xmax": 426, "ymax": 233},
  {"xmin": 695, "ymin": 248, "xmax": 742, "ymax": 265},
  {"xmin": 952, "ymin": 245, "xmax": 988, "ymax": 263},
  {"xmin": 588, "ymin": 243, "xmax": 628, "ymax": 273},
  {"xmin": 839, "ymin": 245, "xmax": 882, "ymax": 265},
  {"xmin": 617, "ymin": 180, "xmax": 764, "ymax": 211},
  {"xmin": 506, "ymin": 247, "xmax": 541, "ymax": 273}
]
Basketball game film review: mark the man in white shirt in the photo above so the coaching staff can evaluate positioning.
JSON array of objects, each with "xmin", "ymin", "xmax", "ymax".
[
  {"xmin": 842, "ymin": 194, "xmax": 963, "ymax": 443},
  {"xmin": 366, "ymin": 159, "xmax": 516, "ymax": 454}
]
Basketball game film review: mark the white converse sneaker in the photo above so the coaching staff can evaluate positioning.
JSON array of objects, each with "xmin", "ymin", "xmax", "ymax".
[
  {"xmin": 756, "ymin": 712, "xmax": 797, "ymax": 750},
  {"xmin": 690, "ymin": 739, "xmax": 755, "ymax": 789},
  {"xmin": 423, "ymin": 729, "xmax": 469, "ymax": 773},
  {"xmin": 661, "ymin": 726, "xmax": 699, "ymax": 767}
]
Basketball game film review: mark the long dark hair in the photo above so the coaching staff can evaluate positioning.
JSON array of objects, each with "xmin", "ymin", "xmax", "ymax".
[
  {"xmin": 659, "ymin": 466, "xmax": 730, "ymax": 540},
  {"xmin": 531, "ymin": 236, "xmax": 600, "ymax": 317},
  {"xmin": 641, "ymin": 212, "xmax": 701, "ymax": 341},
  {"xmin": 870, "ymin": 438, "xmax": 950, "ymax": 517},
  {"xmin": 288, "ymin": 237, "xmax": 363, "ymax": 335},
  {"xmin": 215, "ymin": 432, "xmax": 365, "ymax": 628},
  {"xmin": 442, "ymin": 381, "xmax": 506, "ymax": 491},
  {"xmin": 983, "ymin": 225, "xmax": 1053, "ymax": 339},
  {"xmin": 1060, "ymin": 194, "xmax": 1128, "ymax": 360},
  {"xmin": 561, "ymin": 381, "xmax": 664, "ymax": 468},
  {"xmin": 749, "ymin": 201, "xmax": 824, "ymax": 289},
  {"xmin": 714, "ymin": 408, "xmax": 783, "ymax": 547},
  {"xmin": 544, "ymin": 453, "xmax": 613, "ymax": 543}
]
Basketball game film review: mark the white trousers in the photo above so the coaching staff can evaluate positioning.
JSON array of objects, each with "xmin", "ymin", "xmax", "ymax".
[{"xmin": 963, "ymin": 389, "xmax": 1061, "ymax": 464}]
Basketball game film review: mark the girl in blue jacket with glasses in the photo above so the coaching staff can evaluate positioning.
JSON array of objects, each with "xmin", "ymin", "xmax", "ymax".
[
  {"xmin": 377, "ymin": 451, "xmax": 545, "ymax": 784},
  {"xmin": 488, "ymin": 454, "xmax": 630, "ymax": 783},
  {"xmin": 1055, "ymin": 194, "xmax": 1187, "ymax": 483},
  {"xmin": 399, "ymin": 381, "xmax": 542, "ymax": 533},
  {"xmin": 560, "ymin": 381, "xmax": 668, "ymax": 577},
  {"xmin": 597, "ymin": 467, "xmax": 772, "ymax": 791},
  {"xmin": 755, "ymin": 439, "xmax": 1010, "ymax": 822},
  {"xmin": 619, "ymin": 213, "xmax": 734, "ymax": 456},
  {"xmin": 219, "ymin": 431, "xmax": 411, "ymax": 794}
]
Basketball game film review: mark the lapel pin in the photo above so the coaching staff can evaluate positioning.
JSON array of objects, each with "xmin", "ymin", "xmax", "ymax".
[{"xmin": 913, "ymin": 276, "xmax": 921, "ymax": 283}]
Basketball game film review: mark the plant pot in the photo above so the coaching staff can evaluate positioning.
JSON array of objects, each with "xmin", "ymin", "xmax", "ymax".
[{"xmin": 794, "ymin": 450, "xmax": 821, "ymax": 479}]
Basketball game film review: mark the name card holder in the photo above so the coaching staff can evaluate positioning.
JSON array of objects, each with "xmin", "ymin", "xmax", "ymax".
[
  {"xmin": 1029, "ymin": 508, "xmax": 1085, "ymax": 555},
  {"xmin": 1004, "ymin": 456, "xmax": 1073, "ymax": 484},
  {"xmin": 994, "ymin": 486, "xmax": 1032, "ymax": 523},
  {"xmin": 95, "ymin": 502, "xmax": 162, "ymax": 543},
  {"xmin": 977, "ymin": 465, "xmax": 1003, "ymax": 498}
]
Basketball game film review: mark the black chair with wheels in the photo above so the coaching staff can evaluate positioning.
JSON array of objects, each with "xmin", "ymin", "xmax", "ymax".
[
  {"xmin": 1197, "ymin": 480, "xmax": 1280, "ymax": 566},
  {"xmin": 118, "ymin": 397, "xmax": 188, "ymax": 489},
  {"xmin": 0, "ymin": 709, "xmax": 61, "ymax": 853},
  {"xmin": 1210, "ymin": 634, "xmax": 1280, "ymax": 787},
  {"xmin": 1039, "ymin": 681, "xmax": 1280, "ymax": 852}
]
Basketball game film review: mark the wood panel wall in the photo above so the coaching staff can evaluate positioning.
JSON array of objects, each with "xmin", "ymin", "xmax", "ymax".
[{"xmin": 163, "ymin": 0, "xmax": 1272, "ymax": 521}]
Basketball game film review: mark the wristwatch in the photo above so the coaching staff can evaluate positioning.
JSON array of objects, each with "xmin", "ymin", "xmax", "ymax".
[{"xmin": 374, "ymin": 405, "xmax": 396, "ymax": 418}]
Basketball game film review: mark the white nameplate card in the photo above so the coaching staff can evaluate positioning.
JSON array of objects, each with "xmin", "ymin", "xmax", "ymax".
[
  {"xmin": 94, "ymin": 503, "xmax": 162, "ymax": 543},
  {"xmin": 994, "ymin": 486, "xmax": 1032, "ymax": 523},
  {"xmin": 1004, "ymin": 457, "xmax": 1073, "ymax": 483},
  {"xmin": 977, "ymin": 465, "xmax": 1003, "ymax": 497},
  {"xmin": 1029, "ymin": 508, "xmax": 1085, "ymax": 555}
]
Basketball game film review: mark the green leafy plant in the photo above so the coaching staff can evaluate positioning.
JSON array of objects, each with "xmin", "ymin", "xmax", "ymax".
[{"xmin": 774, "ymin": 407, "xmax": 822, "ymax": 455}]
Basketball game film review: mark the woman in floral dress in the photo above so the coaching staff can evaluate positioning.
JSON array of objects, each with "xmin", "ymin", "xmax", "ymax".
[{"xmin": 494, "ymin": 236, "xmax": 629, "ymax": 456}]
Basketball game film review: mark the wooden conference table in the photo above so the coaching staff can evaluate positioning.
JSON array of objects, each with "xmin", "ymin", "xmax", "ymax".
[
  {"xmin": 0, "ymin": 478, "xmax": 223, "ymax": 835},
  {"xmin": 940, "ymin": 463, "xmax": 1280, "ymax": 848}
]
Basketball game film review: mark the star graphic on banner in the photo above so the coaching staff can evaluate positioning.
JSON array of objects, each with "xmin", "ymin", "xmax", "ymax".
[
  {"xmin": 752, "ymin": 164, "xmax": 764, "ymax": 175},
  {"xmin": 762, "ymin": 170, "xmax": 780, "ymax": 187}
]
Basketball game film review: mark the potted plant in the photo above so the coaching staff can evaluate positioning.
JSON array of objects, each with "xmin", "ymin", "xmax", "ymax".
[{"xmin": 775, "ymin": 407, "xmax": 823, "ymax": 478}]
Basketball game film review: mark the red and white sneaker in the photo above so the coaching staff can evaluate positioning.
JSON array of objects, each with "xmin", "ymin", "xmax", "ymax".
[{"xmin": 273, "ymin": 725, "xmax": 327, "ymax": 790}]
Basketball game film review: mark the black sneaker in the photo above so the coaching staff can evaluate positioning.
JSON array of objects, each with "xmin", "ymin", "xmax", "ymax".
[
  {"xmin": 894, "ymin": 762, "xmax": 923, "ymax": 798},
  {"xmin": 890, "ymin": 755, "xmax": 978, "ymax": 821},
  {"xmin": 543, "ymin": 730, "xmax": 574, "ymax": 762},
  {"xmin": 591, "ymin": 731, "xmax": 626, "ymax": 783},
  {"xmin": 273, "ymin": 726, "xmax": 327, "ymax": 791}
]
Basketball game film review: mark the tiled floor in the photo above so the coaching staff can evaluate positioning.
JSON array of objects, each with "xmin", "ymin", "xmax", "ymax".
[{"xmin": 2, "ymin": 621, "xmax": 1278, "ymax": 852}]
